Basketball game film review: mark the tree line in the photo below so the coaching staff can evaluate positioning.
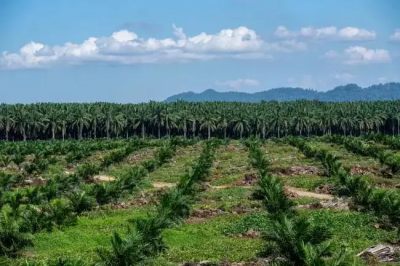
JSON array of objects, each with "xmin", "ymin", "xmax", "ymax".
[{"xmin": 1, "ymin": 100, "xmax": 399, "ymax": 141}]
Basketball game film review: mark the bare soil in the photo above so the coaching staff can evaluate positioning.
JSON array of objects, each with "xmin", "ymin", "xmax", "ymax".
[
  {"xmin": 271, "ymin": 165, "xmax": 323, "ymax": 176},
  {"xmin": 94, "ymin": 175, "xmax": 115, "ymax": 182}
]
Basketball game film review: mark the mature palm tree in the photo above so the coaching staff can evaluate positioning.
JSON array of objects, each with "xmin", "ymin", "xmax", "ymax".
[
  {"xmin": 357, "ymin": 108, "xmax": 373, "ymax": 135},
  {"xmin": 59, "ymin": 108, "xmax": 70, "ymax": 141},
  {"xmin": 217, "ymin": 110, "xmax": 229, "ymax": 139},
  {"xmin": 71, "ymin": 107, "xmax": 91, "ymax": 140},
  {"xmin": 189, "ymin": 107, "xmax": 199, "ymax": 138},
  {"xmin": 177, "ymin": 110, "xmax": 191, "ymax": 138},
  {"xmin": 164, "ymin": 108, "xmax": 177, "ymax": 138},
  {"xmin": 292, "ymin": 111, "xmax": 307, "ymax": 136},
  {"xmin": 44, "ymin": 108, "xmax": 61, "ymax": 140},
  {"xmin": 89, "ymin": 105, "xmax": 103, "ymax": 139},
  {"xmin": 112, "ymin": 112, "xmax": 126, "ymax": 138},
  {"xmin": 270, "ymin": 104, "xmax": 282, "ymax": 138},
  {"xmin": 259, "ymin": 115, "xmax": 269, "ymax": 139},
  {"xmin": 249, "ymin": 110, "xmax": 261, "ymax": 138},
  {"xmin": 233, "ymin": 114, "xmax": 249, "ymax": 139},
  {"xmin": 151, "ymin": 102, "xmax": 165, "ymax": 139},
  {"xmin": 12, "ymin": 107, "xmax": 29, "ymax": 141},
  {"xmin": 28, "ymin": 110, "xmax": 46, "ymax": 139},
  {"xmin": 0, "ymin": 106, "xmax": 14, "ymax": 141},
  {"xmin": 200, "ymin": 113, "xmax": 217, "ymax": 140},
  {"xmin": 132, "ymin": 106, "xmax": 150, "ymax": 139},
  {"xmin": 337, "ymin": 110, "xmax": 351, "ymax": 136}
]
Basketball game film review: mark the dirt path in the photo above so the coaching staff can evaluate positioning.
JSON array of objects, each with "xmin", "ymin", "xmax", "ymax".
[
  {"xmin": 150, "ymin": 182, "xmax": 333, "ymax": 200},
  {"xmin": 286, "ymin": 187, "xmax": 333, "ymax": 200},
  {"xmin": 94, "ymin": 175, "xmax": 116, "ymax": 182},
  {"xmin": 152, "ymin": 181, "xmax": 176, "ymax": 188}
]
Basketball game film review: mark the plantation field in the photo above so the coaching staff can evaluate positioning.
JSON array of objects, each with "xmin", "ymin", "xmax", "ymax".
[{"xmin": 1, "ymin": 136, "xmax": 400, "ymax": 265}]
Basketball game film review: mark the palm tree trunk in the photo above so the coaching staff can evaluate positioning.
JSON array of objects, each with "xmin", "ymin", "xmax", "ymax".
[
  {"xmin": 398, "ymin": 120, "xmax": 400, "ymax": 135},
  {"xmin": 392, "ymin": 121, "xmax": 395, "ymax": 136},
  {"xmin": 262, "ymin": 126, "xmax": 266, "ymax": 139},
  {"xmin": 183, "ymin": 121, "xmax": 187, "ymax": 138},
  {"xmin": 158, "ymin": 122, "xmax": 161, "ymax": 139},
  {"xmin": 106, "ymin": 122, "xmax": 110, "ymax": 139},
  {"xmin": 208, "ymin": 125, "xmax": 211, "ymax": 140},
  {"xmin": 224, "ymin": 128, "xmax": 227, "ymax": 139},
  {"xmin": 5, "ymin": 123, "xmax": 9, "ymax": 141},
  {"xmin": 277, "ymin": 126, "xmax": 280, "ymax": 138},
  {"xmin": 79, "ymin": 122, "xmax": 83, "ymax": 140},
  {"xmin": 52, "ymin": 125, "xmax": 55, "ymax": 140},
  {"xmin": 166, "ymin": 120, "xmax": 169, "ymax": 138},
  {"xmin": 141, "ymin": 123, "xmax": 145, "ymax": 139}
]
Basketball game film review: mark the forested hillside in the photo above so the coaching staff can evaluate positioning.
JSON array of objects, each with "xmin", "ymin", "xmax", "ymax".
[
  {"xmin": 0, "ymin": 100, "xmax": 399, "ymax": 141},
  {"xmin": 164, "ymin": 83, "xmax": 400, "ymax": 102}
]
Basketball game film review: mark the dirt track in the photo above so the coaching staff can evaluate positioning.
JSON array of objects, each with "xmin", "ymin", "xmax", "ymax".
[{"xmin": 151, "ymin": 182, "xmax": 333, "ymax": 200}]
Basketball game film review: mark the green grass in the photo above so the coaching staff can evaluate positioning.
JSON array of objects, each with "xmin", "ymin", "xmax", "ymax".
[
  {"xmin": 209, "ymin": 173, "xmax": 243, "ymax": 186},
  {"xmin": 209, "ymin": 142, "xmax": 250, "ymax": 186},
  {"xmin": 312, "ymin": 141, "xmax": 381, "ymax": 170},
  {"xmin": 263, "ymin": 141, "xmax": 316, "ymax": 169},
  {"xmin": 222, "ymin": 209, "xmax": 398, "ymax": 256},
  {"xmin": 283, "ymin": 175, "xmax": 328, "ymax": 190},
  {"xmin": 16, "ymin": 208, "xmax": 261, "ymax": 265},
  {"xmin": 18, "ymin": 207, "xmax": 151, "ymax": 264},
  {"xmin": 161, "ymin": 215, "xmax": 262, "ymax": 263},
  {"xmin": 147, "ymin": 144, "xmax": 202, "ymax": 183},
  {"xmin": 201, "ymin": 187, "xmax": 250, "ymax": 201}
]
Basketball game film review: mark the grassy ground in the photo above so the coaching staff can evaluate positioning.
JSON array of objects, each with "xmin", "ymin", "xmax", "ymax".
[
  {"xmin": 13, "ymin": 202, "xmax": 397, "ymax": 265},
  {"xmin": 147, "ymin": 144, "xmax": 203, "ymax": 184},
  {"xmin": 209, "ymin": 141, "xmax": 251, "ymax": 186}
]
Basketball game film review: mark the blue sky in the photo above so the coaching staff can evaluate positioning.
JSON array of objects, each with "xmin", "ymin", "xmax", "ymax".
[{"xmin": 0, "ymin": 0, "xmax": 399, "ymax": 103}]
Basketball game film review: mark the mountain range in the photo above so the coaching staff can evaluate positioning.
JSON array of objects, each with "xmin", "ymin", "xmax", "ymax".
[{"xmin": 164, "ymin": 83, "xmax": 400, "ymax": 102}]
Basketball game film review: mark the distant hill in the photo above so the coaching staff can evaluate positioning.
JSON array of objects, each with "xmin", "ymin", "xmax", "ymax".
[{"xmin": 164, "ymin": 83, "xmax": 400, "ymax": 102}]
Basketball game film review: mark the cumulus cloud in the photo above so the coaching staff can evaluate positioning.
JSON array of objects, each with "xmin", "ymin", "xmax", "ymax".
[
  {"xmin": 343, "ymin": 46, "xmax": 391, "ymax": 65},
  {"xmin": 215, "ymin": 79, "xmax": 260, "ymax": 89},
  {"xmin": 323, "ymin": 46, "xmax": 391, "ymax": 65},
  {"xmin": 275, "ymin": 26, "xmax": 376, "ymax": 41},
  {"xmin": 0, "ymin": 25, "xmax": 306, "ymax": 70},
  {"xmin": 333, "ymin": 73, "xmax": 354, "ymax": 81},
  {"xmin": 390, "ymin": 29, "xmax": 400, "ymax": 41}
]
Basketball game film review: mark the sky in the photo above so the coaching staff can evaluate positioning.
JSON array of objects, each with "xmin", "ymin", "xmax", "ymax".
[{"xmin": 0, "ymin": 0, "xmax": 399, "ymax": 103}]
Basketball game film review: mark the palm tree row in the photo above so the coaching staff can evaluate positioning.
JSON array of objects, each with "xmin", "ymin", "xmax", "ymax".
[
  {"xmin": 246, "ymin": 140, "xmax": 350, "ymax": 266},
  {"xmin": 1, "ymin": 100, "xmax": 400, "ymax": 141},
  {"xmin": 96, "ymin": 140, "xmax": 219, "ymax": 265},
  {"xmin": 0, "ymin": 139, "xmax": 183, "ymax": 258},
  {"xmin": 286, "ymin": 136, "xmax": 400, "ymax": 228}
]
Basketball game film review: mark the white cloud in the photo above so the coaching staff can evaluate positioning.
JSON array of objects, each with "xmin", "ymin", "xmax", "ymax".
[
  {"xmin": 275, "ymin": 26, "xmax": 376, "ymax": 41},
  {"xmin": 343, "ymin": 46, "xmax": 391, "ymax": 65},
  {"xmin": 324, "ymin": 46, "xmax": 391, "ymax": 65},
  {"xmin": 0, "ymin": 25, "xmax": 306, "ymax": 70},
  {"xmin": 333, "ymin": 73, "xmax": 354, "ymax": 81},
  {"xmin": 215, "ymin": 79, "xmax": 260, "ymax": 89},
  {"xmin": 390, "ymin": 29, "xmax": 400, "ymax": 41}
]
